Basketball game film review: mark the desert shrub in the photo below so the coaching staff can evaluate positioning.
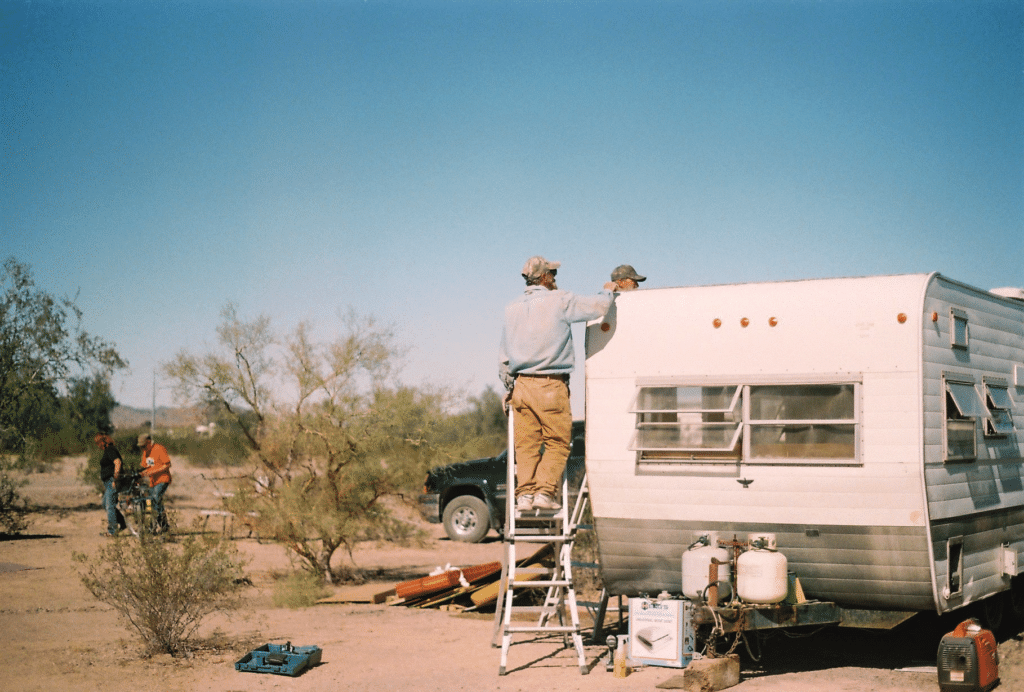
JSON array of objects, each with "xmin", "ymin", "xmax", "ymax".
[
  {"xmin": 272, "ymin": 571, "xmax": 331, "ymax": 609},
  {"xmin": 73, "ymin": 521, "xmax": 247, "ymax": 656},
  {"xmin": 175, "ymin": 432, "xmax": 251, "ymax": 468},
  {"xmin": 0, "ymin": 460, "xmax": 29, "ymax": 535}
]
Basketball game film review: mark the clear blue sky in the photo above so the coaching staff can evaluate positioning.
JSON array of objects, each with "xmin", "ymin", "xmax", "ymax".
[{"xmin": 3, "ymin": 0, "xmax": 1022, "ymax": 415}]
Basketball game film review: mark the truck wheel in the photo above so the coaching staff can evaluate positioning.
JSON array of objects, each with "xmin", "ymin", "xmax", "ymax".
[{"xmin": 442, "ymin": 496, "xmax": 490, "ymax": 543}]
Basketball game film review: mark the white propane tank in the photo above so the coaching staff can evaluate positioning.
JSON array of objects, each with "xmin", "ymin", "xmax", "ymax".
[
  {"xmin": 737, "ymin": 533, "xmax": 788, "ymax": 604},
  {"xmin": 682, "ymin": 532, "xmax": 732, "ymax": 602}
]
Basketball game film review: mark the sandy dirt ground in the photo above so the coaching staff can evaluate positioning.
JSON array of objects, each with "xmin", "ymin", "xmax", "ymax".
[{"xmin": 3, "ymin": 455, "xmax": 1024, "ymax": 692}]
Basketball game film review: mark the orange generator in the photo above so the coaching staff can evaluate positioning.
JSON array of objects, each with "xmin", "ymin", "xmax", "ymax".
[{"xmin": 937, "ymin": 618, "xmax": 999, "ymax": 692}]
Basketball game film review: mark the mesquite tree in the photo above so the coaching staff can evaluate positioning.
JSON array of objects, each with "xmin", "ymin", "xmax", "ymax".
[{"xmin": 165, "ymin": 306, "xmax": 455, "ymax": 582}]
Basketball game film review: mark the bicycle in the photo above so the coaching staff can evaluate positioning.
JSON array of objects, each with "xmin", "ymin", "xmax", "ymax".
[{"xmin": 116, "ymin": 472, "xmax": 171, "ymax": 537}]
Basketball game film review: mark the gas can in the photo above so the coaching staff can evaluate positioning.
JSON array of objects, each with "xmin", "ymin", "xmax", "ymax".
[{"xmin": 937, "ymin": 618, "xmax": 999, "ymax": 692}]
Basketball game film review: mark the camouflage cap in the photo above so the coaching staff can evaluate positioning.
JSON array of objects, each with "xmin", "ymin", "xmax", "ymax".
[
  {"xmin": 521, "ymin": 256, "xmax": 561, "ymax": 280},
  {"xmin": 611, "ymin": 264, "xmax": 646, "ymax": 282}
]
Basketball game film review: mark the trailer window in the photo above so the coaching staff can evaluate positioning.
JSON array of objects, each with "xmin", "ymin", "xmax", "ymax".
[
  {"xmin": 944, "ymin": 380, "xmax": 981, "ymax": 462},
  {"xmin": 983, "ymin": 382, "xmax": 1014, "ymax": 437},
  {"xmin": 950, "ymin": 308, "xmax": 969, "ymax": 349},
  {"xmin": 631, "ymin": 383, "xmax": 859, "ymax": 465},
  {"xmin": 631, "ymin": 386, "xmax": 741, "ymax": 460},
  {"xmin": 747, "ymin": 385, "xmax": 857, "ymax": 462}
]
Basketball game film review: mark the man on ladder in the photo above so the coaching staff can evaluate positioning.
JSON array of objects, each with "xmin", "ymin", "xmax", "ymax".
[
  {"xmin": 498, "ymin": 256, "xmax": 615, "ymax": 512},
  {"xmin": 496, "ymin": 256, "xmax": 616, "ymax": 674}
]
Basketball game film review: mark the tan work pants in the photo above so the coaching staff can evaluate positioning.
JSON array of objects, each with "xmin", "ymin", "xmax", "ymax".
[{"xmin": 511, "ymin": 375, "xmax": 572, "ymax": 499}]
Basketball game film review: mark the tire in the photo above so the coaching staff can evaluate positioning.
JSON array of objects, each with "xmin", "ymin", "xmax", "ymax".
[
  {"xmin": 442, "ymin": 495, "xmax": 491, "ymax": 543},
  {"xmin": 980, "ymin": 591, "xmax": 1007, "ymax": 634},
  {"xmin": 1011, "ymin": 575, "xmax": 1024, "ymax": 620}
]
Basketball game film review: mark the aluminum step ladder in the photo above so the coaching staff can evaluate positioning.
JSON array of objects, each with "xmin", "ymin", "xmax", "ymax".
[{"xmin": 493, "ymin": 408, "xmax": 590, "ymax": 676}]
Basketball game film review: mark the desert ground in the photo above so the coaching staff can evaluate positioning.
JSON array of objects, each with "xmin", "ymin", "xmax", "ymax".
[{"xmin": 3, "ymin": 454, "xmax": 1024, "ymax": 692}]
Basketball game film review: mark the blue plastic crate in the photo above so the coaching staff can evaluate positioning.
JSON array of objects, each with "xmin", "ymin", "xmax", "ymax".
[{"xmin": 235, "ymin": 642, "xmax": 322, "ymax": 677}]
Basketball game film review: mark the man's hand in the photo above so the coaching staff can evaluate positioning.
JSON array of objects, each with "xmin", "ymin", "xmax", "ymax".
[{"xmin": 604, "ymin": 281, "xmax": 618, "ymax": 291}]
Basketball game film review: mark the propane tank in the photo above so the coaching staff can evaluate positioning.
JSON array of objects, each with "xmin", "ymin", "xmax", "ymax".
[
  {"xmin": 682, "ymin": 532, "xmax": 732, "ymax": 602},
  {"xmin": 736, "ymin": 533, "xmax": 788, "ymax": 604}
]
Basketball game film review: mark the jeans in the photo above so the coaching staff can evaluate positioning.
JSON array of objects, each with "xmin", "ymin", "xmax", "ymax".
[
  {"xmin": 102, "ymin": 478, "xmax": 125, "ymax": 535},
  {"xmin": 150, "ymin": 482, "xmax": 170, "ymax": 531}
]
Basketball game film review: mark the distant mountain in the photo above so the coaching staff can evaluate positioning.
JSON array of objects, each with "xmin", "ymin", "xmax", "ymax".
[{"xmin": 111, "ymin": 405, "xmax": 202, "ymax": 430}]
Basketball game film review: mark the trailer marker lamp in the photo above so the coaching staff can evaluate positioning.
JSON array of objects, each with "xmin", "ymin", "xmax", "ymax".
[
  {"xmin": 897, "ymin": 313, "xmax": 907, "ymax": 324},
  {"xmin": 713, "ymin": 319, "xmax": 722, "ymax": 328},
  {"xmin": 601, "ymin": 322, "xmax": 610, "ymax": 332},
  {"xmin": 740, "ymin": 317, "xmax": 749, "ymax": 327},
  {"xmin": 768, "ymin": 317, "xmax": 778, "ymax": 327},
  {"xmin": 932, "ymin": 312, "xmax": 939, "ymax": 322}
]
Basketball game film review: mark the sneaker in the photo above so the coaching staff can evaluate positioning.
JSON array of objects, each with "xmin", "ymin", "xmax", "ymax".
[
  {"xmin": 532, "ymin": 494, "xmax": 561, "ymax": 511},
  {"xmin": 516, "ymin": 495, "xmax": 534, "ymax": 511}
]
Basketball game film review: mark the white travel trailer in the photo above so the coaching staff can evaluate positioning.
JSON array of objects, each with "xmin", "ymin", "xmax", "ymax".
[{"xmin": 584, "ymin": 273, "xmax": 1024, "ymax": 623}]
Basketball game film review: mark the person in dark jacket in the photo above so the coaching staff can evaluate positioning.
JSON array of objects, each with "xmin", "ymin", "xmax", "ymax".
[{"xmin": 94, "ymin": 433, "xmax": 127, "ymax": 536}]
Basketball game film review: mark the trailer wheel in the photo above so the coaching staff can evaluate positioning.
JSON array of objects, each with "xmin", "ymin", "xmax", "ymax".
[
  {"xmin": 442, "ymin": 495, "xmax": 490, "ymax": 543},
  {"xmin": 980, "ymin": 591, "xmax": 1007, "ymax": 634},
  {"xmin": 1011, "ymin": 575, "xmax": 1024, "ymax": 620}
]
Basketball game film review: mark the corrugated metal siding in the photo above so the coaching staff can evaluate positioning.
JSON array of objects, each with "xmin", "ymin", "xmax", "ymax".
[
  {"xmin": 595, "ymin": 518, "xmax": 934, "ymax": 610},
  {"xmin": 921, "ymin": 276, "xmax": 1024, "ymax": 612},
  {"xmin": 585, "ymin": 275, "xmax": 938, "ymax": 611}
]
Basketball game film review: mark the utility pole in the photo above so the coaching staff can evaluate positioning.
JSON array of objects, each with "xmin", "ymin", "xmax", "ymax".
[{"xmin": 151, "ymin": 369, "xmax": 156, "ymax": 435}]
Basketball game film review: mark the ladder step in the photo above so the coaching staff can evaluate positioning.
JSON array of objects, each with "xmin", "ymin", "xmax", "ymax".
[
  {"xmin": 506, "ymin": 625, "xmax": 580, "ymax": 633},
  {"xmin": 511, "ymin": 567, "xmax": 552, "ymax": 575},
  {"xmin": 510, "ymin": 535, "xmax": 568, "ymax": 543},
  {"xmin": 510, "ymin": 580, "xmax": 571, "ymax": 587}
]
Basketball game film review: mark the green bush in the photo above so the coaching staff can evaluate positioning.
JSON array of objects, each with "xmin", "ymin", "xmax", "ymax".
[
  {"xmin": 0, "ymin": 460, "xmax": 29, "ymax": 535},
  {"xmin": 175, "ymin": 433, "xmax": 250, "ymax": 468},
  {"xmin": 272, "ymin": 571, "xmax": 331, "ymax": 609},
  {"xmin": 73, "ymin": 521, "xmax": 248, "ymax": 656}
]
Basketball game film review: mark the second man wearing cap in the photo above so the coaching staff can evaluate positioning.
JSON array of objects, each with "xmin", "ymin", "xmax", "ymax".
[
  {"xmin": 138, "ymin": 433, "xmax": 173, "ymax": 533},
  {"xmin": 610, "ymin": 264, "xmax": 646, "ymax": 292}
]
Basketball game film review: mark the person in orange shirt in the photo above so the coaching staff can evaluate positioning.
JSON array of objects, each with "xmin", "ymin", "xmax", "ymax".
[{"xmin": 137, "ymin": 433, "xmax": 172, "ymax": 533}]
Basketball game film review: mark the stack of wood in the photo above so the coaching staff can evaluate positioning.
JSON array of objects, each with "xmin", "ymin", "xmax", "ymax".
[{"xmin": 390, "ymin": 544, "xmax": 554, "ymax": 611}]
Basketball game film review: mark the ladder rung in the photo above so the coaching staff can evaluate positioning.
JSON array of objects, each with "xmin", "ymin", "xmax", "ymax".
[
  {"xmin": 512, "ymin": 528, "xmax": 569, "ymax": 536},
  {"xmin": 510, "ymin": 535, "xmax": 568, "ymax": 543},
  {"xmin": 506, "ymin": 604, "xmax": 569, "ymax": 613},
  {"xmin": 510, "ymin": 580, "xmax": 571, "ymax": 587},
  {"xmin": 505, "ymin": 625, "xmax": 580, "ymax": 633},
  {"xmin": 512, "ymin": 567, "xmax": 552, "ymax": 575}
]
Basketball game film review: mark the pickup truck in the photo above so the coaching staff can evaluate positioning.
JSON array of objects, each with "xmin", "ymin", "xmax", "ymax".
[{"xmin": 418, "ymin": 421, "xmax": 585, "ymax": 542}]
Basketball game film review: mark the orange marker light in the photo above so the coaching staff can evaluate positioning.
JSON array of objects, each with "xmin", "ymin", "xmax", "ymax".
[
  {"xmin": 768, "ymin": 317, "xmax": 778, "ymax": 327},
  {"xmin": 740, "ymin": 317, "xmax": 749, "ymax": 327},
  {"xmin": 713, "ymin": 319, "xmax": 722, "ymax": 329},
  {"xmin": 600, "ymin": 323, "xmax": 611, "ymax": 332},
  {"xmin": 932, "ymin": 312, "xmax": 939, "ymax": 322},
  {"xmin": 897, "ymin": 313, "xmax": 908, "ymax": 324}
]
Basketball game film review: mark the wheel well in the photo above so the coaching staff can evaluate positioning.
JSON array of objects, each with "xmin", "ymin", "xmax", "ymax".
[{"xmin": 441, "ymin": 485, "xmax": 488, "ymax": 514}]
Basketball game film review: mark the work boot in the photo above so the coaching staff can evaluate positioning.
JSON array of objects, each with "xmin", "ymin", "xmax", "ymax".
[
  {"xmin": 516, "ymin": 495, "xmax": 533, "ymax": 511},
  {"xmin": 532, "ymin": 494, "xmax": 561, "ymax": 510}
]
